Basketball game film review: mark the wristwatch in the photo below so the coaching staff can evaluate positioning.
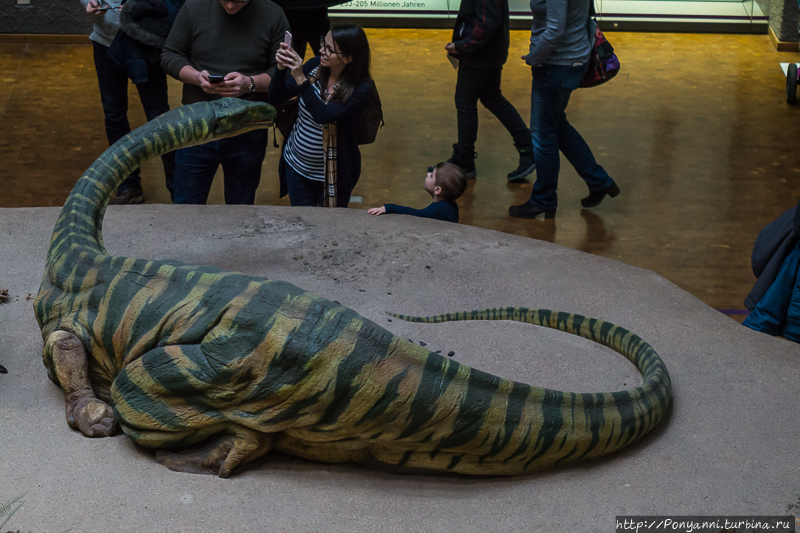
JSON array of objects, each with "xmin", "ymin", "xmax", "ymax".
[{"xmin": 248, "ymin": 76, "xmax": 256, "ymax": 93}]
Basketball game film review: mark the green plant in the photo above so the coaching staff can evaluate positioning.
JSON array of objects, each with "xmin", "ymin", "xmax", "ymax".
[{"xmin": 0, "ymin": 493, "xmax": 25, "ymax": 530}]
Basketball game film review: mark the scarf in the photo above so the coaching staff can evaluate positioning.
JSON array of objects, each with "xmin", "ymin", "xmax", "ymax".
[{"xmin": 322, "ymin": 123, "xmax": 338, "ymax": 207}]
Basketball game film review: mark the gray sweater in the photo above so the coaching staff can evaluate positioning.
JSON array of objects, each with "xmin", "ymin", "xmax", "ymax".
[
  {"xmin": 80, "ymin": 0, "xmax": 122, "ymax": 47},
  {"xmin": 162, "ymin": 0, "xmax": 289, "ymax": 104},
  {"xmin": 527, "ymin": 0, "xmax": 592, "ymax": 66}
]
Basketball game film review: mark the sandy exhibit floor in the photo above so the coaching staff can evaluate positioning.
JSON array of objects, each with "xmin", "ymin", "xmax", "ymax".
[{"xmin": 0, "ymin": 205, "xmax": 797, "ymax": 532}]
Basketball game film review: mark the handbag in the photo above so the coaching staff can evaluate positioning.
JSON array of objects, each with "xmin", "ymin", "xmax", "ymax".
[
  {"xmin": 274, "ymin": 97, "xmax": 299, "ymax": 140},
  {"xmin": 354, "ymin": 80, "xmax": 384, "ymax": 146},
  {"xmin": 579, "ymin": 5, "xmax": 620, "ymax": 88}
]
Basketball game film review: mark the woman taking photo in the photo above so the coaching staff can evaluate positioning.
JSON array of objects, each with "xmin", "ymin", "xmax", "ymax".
[{"xmin": 270, "ymin": 24, "xmax": 373, "ymax": 207}]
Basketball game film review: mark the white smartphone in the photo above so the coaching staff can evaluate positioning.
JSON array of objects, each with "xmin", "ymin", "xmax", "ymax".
[{"xmin": 284, "ymin": 31, "xmax": 292, "ymax": 47}]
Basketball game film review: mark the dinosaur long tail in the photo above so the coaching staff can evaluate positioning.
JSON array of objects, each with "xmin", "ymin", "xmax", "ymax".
[
  {"xmin": 45, "ymin": 99, "xmax": 274, "ymax": 259},
  {"xmin": 386, "ymin": 307, "xmax": 672, "ymax": 474}
]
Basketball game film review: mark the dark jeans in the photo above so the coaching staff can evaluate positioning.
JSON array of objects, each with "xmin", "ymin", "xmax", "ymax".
[
  {"xmin": 92, "ymin": 41, "xmax": 175, "ymax": 196},
  {"xmin": 173, "ymin": 129, "xmax": 269, "ymax": 205},
  {"xmin": 285, "ymin": 7, "xmax": 330, "ymax": 60},
  {"xmin": 526, "ymin": 63, "xmax": 614, "ymax": 210},
  {"xmin": 454, "ymin": 64, "xmax": 531, "ymax": 161},
  {"xmin": 285, "ymin": 161, "xmax": 325, "ymax": 207}
]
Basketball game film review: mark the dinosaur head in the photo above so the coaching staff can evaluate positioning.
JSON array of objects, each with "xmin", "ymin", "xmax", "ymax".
[{"xmin": 211, "ymin": 98, "xmax": 276, "ymax": 138}]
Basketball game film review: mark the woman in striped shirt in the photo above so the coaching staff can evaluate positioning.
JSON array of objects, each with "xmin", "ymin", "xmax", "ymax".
[{"xmin": 270, "ymin": 24, "xmax": 373, "ymax": 207}]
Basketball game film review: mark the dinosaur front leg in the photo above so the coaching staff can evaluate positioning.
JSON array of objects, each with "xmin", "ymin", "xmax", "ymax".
[{"xmin": 46, "ymin": 331, "xmax": 117, "ymax": 438}]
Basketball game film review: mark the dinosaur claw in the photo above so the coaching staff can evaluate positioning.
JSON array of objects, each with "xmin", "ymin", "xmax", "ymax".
[{"xmin": 70, "ymin": 397, "xmax": 117, "ymax": 438}]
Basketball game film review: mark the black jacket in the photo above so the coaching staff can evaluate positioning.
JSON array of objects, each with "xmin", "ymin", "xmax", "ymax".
[
  {"xmin": 745, "ymin": 204, "xmax": 799, "ymax": 310},
  {"xmin": 108, "ymin": 0, "xmax": 183, "ymax": 83},
  {"xmin": 451, "ymin": 0, "xmax": 510, "ymax": 69}
]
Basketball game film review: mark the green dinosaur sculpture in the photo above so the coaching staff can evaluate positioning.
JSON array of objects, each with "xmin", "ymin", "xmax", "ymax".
[{"xmin": 34, "ymin": 98, "xmax": 672, "ymax": 478}]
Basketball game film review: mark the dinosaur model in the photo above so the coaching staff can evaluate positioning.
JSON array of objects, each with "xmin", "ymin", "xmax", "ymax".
[{"xmin": 34, "ymin": 98, "xmax": 672, "ymax": 478}]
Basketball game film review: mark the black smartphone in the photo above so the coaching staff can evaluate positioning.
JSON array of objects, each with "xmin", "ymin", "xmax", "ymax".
[{"xmin": 208, "ymin": 75, "xmax": 225, "ymax": 84}]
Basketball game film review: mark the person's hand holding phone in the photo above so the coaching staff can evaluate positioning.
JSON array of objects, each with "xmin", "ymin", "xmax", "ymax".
[
  {"xmin": 276, "ymin": 45, "xmax": 297, "ymax": 71},
  {"xmin": 197, "ymin": 70, "xmax": 218, "ymax": 94},
  {"xmin": 276, "ymin": 46, "xmax": 304, "ymax": 86},
  {"xmin": 86, "ymin": 0, "xmax": 108, "ymax": 16},
  {"xmin": 276, "ymin": 31, "xmax": 295, "ymax": 71},
  {"xmin": 215, "ymin": 72, "xmax": 250, "ymax": 97}
]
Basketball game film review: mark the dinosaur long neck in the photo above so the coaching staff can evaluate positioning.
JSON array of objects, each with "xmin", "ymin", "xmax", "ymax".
[{"xmin": 46, "ymin": 102, "xmax": 217, "ymax": 259}]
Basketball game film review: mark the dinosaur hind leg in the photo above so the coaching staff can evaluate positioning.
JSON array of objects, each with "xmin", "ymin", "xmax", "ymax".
[
  {"xmin": 45, "ymin": 330, "xmax": 117, "ymax": 438},
  {"xmin": 276, "ymin": 433, "xmax": 371, "ymax": 464},
  {"xmin": 110, "ymin": 344, "xmax": 275, "ymax": 477},
  {"xmin": 154, "ymin": 426, "xmax": 275, "ymax": 478}
]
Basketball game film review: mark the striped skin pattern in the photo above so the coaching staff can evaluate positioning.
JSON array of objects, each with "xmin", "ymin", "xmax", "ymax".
[{"xmin": 33, "ymin": 98, "xmax": 672, "ymax": 477}]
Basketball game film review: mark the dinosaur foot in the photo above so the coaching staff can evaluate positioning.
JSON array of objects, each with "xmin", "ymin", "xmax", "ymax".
[
  {"xmin": 155, "ymin": 430, "xmax": 273, "ymax": 478},
  {"xmin": 67, "ymin": 396, "xmax": 118, "ymax": 438}
]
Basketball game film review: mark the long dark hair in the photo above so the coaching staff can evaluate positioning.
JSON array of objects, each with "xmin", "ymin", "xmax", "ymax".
[{"xmin": 317, "ymin": 24, "xmax": 371, "ymax": 103}]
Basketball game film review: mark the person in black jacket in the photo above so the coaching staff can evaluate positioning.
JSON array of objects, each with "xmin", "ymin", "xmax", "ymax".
[
  {"xmin": 270, "ymin": 24, "xmax": 373, "ymax": 207},
  {"xmin": 446, "ymin": 0, "xmax": 534, "ymax": 182},
  {"xmin": 82, "ymin": 0, "xmax": 177, "ymax": 205}
]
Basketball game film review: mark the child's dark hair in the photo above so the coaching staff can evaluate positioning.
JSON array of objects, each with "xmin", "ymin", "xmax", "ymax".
[
  {"xmin": 434, "ymin": 162, "xmax": 467, "ymax": 202},
  {"xmin": 318, "ymin": 24, "xmax": 371, "ymax": 103}
]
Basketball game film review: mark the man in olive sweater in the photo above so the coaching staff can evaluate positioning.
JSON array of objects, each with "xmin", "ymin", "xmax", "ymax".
[{"xmin": 161, "ymin": 0, "xmax": 289, "ymax": 204}]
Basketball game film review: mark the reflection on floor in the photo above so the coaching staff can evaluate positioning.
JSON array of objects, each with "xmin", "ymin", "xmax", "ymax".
[{"xmin": 2, "ymin": 30, "xmax": 800, "ymax": 322}]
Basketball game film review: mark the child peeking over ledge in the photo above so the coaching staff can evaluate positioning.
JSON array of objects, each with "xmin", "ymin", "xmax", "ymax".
[{"xmin": 368, "ymin": 162, "xmax": 467, "ymax": 223}]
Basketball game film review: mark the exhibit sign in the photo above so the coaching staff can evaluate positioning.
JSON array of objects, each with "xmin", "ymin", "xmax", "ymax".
[{"xmin": 330, "ymin": 0, "xmax": 532, "ymax": 18}]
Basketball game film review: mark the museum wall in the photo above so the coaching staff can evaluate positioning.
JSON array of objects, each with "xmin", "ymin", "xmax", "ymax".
[
  {"xmin": 768, "ymin": 0, "xmax": 799, "ymax": 41},
  {"xmin": 0, "ymin": 3, "xmax": 92, "ymax": 35},
  {"xmin": 0, "ymin": 0, "xmax": 794, "ymax": 42}
]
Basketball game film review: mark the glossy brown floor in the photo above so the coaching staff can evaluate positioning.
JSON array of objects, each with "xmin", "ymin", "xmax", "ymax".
[{"xmin": 2, "ymin": 30, "xmax": 800, "ymax": 319}]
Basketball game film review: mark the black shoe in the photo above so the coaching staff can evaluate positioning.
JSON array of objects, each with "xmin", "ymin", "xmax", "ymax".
[
  {"xmin": 447, "ymin": 143, "xmax": 478, "ymax": 179},
  {"xmin": 109, "ymin": 186, "xmax": 145, "ymax": 205},
  {"xmin": 509, "ymin": 202, "xmax": 556, "ymax": 219},
  {"xmin": 507, "ymin": 150, "xmax": 536, "ymax": 183},
  {"xmin": 581, "ymin": 183, "xmax": 620, "ymax": 208}
]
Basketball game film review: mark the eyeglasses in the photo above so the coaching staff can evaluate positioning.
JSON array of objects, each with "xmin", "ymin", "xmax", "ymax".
[
  {"xmin": 220, "ymin": 0, "xmax": 248, "ymax": 5},
  {"xmin": 319, "ymin": 38, "xmax": 341, "ymax": 57}
]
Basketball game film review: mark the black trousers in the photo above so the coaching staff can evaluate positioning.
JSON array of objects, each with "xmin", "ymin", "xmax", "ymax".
[
  {"xmin": 454, "ymin": 64, "xmax": 531, "ymax": 162},
  {"xmin": 92, "ymin": 41, "xmax": 175, "ymax": 196},
  {"xmin": 285, "ymin": 7, "xmax": 330, "ymax": 60}
]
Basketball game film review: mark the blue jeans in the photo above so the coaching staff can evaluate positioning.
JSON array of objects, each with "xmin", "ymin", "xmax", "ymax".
[
  {"xmin": 92, "ymin": 41, "xmax": 175, "ymax": 196},
  {"xmin": 173, "ymin": 129, "xmax": 269, "ymax": 205},
  {"xmin": 526, "ymin": 63, "xmax": 614, "ymax": 210},
  {"xmin": 285, "ymin": 162, "xmax": 325, "ymax": 207}
]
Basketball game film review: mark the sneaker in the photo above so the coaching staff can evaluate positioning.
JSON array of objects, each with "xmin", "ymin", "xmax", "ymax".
[
  {"xmin": 109, "ymin": 186, "xmax": 145, "ymax": 205},
  {"xmin": 447, "ymin": 143, "xmax": 478, "ymax": 179},
  {"xmin": 507, "ymin": 150, "xmax": 536, "ymax": 183}
]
